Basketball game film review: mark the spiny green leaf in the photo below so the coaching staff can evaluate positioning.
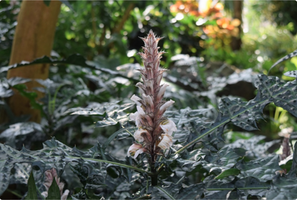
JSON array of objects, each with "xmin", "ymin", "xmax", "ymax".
[
  {"xmin": 269, "ymin": 49, "xmax": 297, "ymax": 73},
  {"xmin": 256, "ymin": 75, "xmax": 297, "ymax": 117},
  {"xmin": 284, "ymin": 70, "xmax": 297, "ymax": 78},
  {"xmin": 176, "ymin": 74, "xmax": 297, "ymax": 154},
  {"xmin": 0, "ymin": 54, "xmax": 137, "ymax": 82},
  {"xmin": 0, "ymin": 137, "xmax": 150, "ymax": 196},
  {"xmin": 237, "ymin": 155, "xmax": 281, "ymax": 181}
]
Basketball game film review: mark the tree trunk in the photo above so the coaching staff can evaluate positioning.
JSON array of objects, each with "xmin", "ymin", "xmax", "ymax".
[
  {"xmin": 231, "ymin": 0, "xmax": 243, "ymax": 51},
  {"xmin": 6, "ymin": 0, "xmax": 61, "ymax": 123}
]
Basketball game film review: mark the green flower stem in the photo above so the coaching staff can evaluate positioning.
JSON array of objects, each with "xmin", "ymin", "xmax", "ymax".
[
  {"xmin": 5, "ymin": 189, "xmax": 23, "ymax": 198},
  {"xmin": 207, "ymin": 186, "xmax": 269, "ymax": 191},
  {"xmin": 67, "ymin": 156, "xmax": 151, "ymax": 175}
]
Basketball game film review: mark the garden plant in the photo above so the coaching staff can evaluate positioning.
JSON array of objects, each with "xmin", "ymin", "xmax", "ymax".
[{"xmin": 1, "ymin": 27, "xmax": 297, "ymax": 199}]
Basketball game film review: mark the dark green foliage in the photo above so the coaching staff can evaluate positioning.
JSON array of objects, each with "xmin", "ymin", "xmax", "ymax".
[
  {"xmin": 1, "ymin": 33, "xmax": 297, "ymax": 199},
  {"xmin": 25, "ymin": 172, "xmax": 38, "ymax": 200},
  {"xmin": 47, "ymin": 178, "xmax": 61, "ymax": 200},
  {"xmin": 0, "ymin": 1, "xmax": 18, "ymax": 67},
  {"xmin": 26, "ymin": 172, "xmax": 38, "ymax": 200}
]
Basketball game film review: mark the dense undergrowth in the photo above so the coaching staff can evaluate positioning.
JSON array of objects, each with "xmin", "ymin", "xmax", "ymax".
[
  {"xmin": 1, "ymin": 1, "xmax": 297, "ymax": 199},
  {"xmin": 1, "ymin": 40, "xmax": 297, "ymax": 199}
]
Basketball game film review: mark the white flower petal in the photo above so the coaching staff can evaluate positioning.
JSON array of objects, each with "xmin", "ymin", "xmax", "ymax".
[
  {"xmin": 144, "ymin": 79, "xmax": 154, "ymax": 93},
  {"xmin": 127, "ymin": 144, "xmax": 144, "ymax": 158},
  {"xmin": 160, "ymin": 100, "xmax": 175, "ymax": 113},
  {"xmin": 158, "ymin": 134, "xmax": 173, "ymax": 150},
  {"xmin": 142, "ymin": 94, "xmax": 153, "ymax": 107},
  {"xmin": 130, "ymin": 112, "xmax": 137, "ymax": 121},
  {"xmin": 137, "ymin": 105, "xmax": 145, "ymax": 115},
  {"xmin": 157, "ymin": 84, "xmax": 168, "ymax": 98},
  {"xmin": 134, "ymin": 129, "xmax": 147, "ymax": 142},
  {"xmin": 131, "ymin": 95, "xmax": 142, "ymax": 106},
  {"xmin": 160, "ymin": 119, "xmax": 177, "ymax": 136},
  {"xmin": 134, "ymin": 148, "xmax": 144, "ymax": 159},
  {"xmin": 61, "ymin": 190, "xmax": 70, "ymax": 200},
  {"xmin": 130, "ymin": 106, "xmax": 146, "ymax": 128},
  {"xmin": 41, "ymin": 191, "xmax": 48, "ymax": 198}
]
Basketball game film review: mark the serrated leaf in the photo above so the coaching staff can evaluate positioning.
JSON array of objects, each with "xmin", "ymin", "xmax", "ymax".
[
  {"xmin": 25, "ymin": 172, "xmax": 38, "ymax": 200},
  {"xmin": 238, "ymin": 155, "xmax": 281, "ymax": 181},
  {"xmin": 7, "ymin": 77, "xmax": 30, "ymax": 86},
  {"xmin": 0, "ymin": 137, "xmax": 148, "ymax": 196},
  {"xmin": 229, "ymin": 136, "xmax": 278, "ymax": 158},
  {"xmin": 215, "ymin": 168, "xmax": 240, "ymax": 179},
  {"xmin": 0, "ymin": 86, "xmax": 13, "ymax": 98},
  {"xmin": 219, "ymin": 97, "xmax": 261, "ymax": 131},
  {"xmin": 269, "ymin": 49, "xmax": 297, "ymax": 73},
  {"xmin": 0, "ymin": 54, "xmax": 137, "ymax": 82},
  {"xmin": 267, "ymin": 175, "xmax": 297, "ymax": 199},
  {"xmin": 284, "ymin": 70, "xmax": 297, "ymax": 78},
  {"xmin": 66, "ymin": 102, "xmax": 133, "ymax": 127},
  {"xmin": 256, "ymin": 75, "xmax": 297, "ymax": 117},
  {"xmin": 177, "ymin": 74, "xmax": 297, "ymax": 154}
]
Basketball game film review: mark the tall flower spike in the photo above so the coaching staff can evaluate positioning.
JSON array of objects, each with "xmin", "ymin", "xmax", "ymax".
[{"xmin": 127, "ymin": 30, "xmax": 177, "ymax": 161}]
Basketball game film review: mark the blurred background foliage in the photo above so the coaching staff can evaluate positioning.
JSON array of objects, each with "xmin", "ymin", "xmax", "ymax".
[
  {"xmin": 1, "ymin": 0, "xmax": 297, "ymax": 73},
  {"xmin": 1, "ymin": 0, "xmax": 297, "ymax": 155}
]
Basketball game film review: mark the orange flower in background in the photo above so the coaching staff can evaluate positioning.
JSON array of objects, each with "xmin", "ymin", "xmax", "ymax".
[
  {"xmin": 170, "ymin": 0, "xmax": 223, "ymax": 17},
  {"xmin": 170, "ymin": 0, "xmax": 241, "ymax": 49}
]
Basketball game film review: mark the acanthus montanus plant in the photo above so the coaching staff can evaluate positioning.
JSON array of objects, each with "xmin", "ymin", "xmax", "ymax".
[{"xmin": 127, "ymin": 30, "xmax": 177, "ymax": 186}]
